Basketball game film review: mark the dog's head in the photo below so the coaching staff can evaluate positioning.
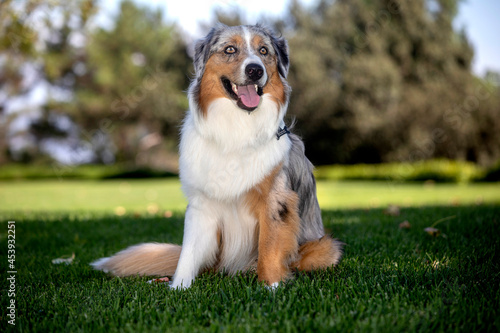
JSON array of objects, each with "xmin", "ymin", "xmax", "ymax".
[{"xmin": 190, "ymin": 24, "xmax": 290, "ymax": 115}]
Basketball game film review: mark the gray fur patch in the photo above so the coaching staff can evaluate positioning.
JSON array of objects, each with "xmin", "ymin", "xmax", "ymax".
[{"xmin": 284, "ymin": 133, "xmax": 325, "ymax": 244}]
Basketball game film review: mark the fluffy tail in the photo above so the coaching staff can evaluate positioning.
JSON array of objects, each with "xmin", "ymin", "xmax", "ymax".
[
  {"xmin": 91, "ymin": 243, "xmax": 181, "ymax": 277},
  {"xmin": 291, "ymin": 235, "xmax": 343, "ymax": 271}
]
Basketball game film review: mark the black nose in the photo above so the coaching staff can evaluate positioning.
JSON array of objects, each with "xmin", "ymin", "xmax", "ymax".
[{"xmin": 245, "ymin": 64, "xmax": 264, "ymax": 82}]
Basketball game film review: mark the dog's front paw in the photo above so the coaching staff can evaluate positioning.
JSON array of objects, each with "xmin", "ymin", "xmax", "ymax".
[
  {"xmin": 265, "ymin": 282, "xmax": 281, "ymax": 291},
  {"xmin": 147, "ymin": 277, "xmax": 192, "ymax": 290},
  {"xmin": 169, "ymin": 277, "xmax": 194, "ymax": 290}
]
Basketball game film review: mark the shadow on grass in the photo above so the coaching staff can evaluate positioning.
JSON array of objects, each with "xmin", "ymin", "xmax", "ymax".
[{"xmin": 1, "ymin": 205, "xmax": 498, "ymax": 332}]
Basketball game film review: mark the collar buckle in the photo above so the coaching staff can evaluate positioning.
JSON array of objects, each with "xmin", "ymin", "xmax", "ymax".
[{"xmin": 276, "ymin": 125, "xmax": 290, "ymax": 140}]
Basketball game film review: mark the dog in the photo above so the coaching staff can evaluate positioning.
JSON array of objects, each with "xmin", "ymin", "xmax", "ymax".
[{"xmin": 91, "ymin": 24, "xmax": 343, "ymax": 289}]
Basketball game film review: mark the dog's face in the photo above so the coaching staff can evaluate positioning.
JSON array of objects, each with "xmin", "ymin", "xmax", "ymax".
[{"xmin": 190, "ymin": 25, "xmax": 290, "ymax": 115}]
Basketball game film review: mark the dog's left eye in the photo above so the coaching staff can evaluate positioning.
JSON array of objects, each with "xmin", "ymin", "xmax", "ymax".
[{"xmin": 259, "ymin": 47, "xmax": 268, "ymax": 55}]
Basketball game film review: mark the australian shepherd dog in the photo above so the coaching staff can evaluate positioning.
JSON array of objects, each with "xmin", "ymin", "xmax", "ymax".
[{"xmin": 91, "ymin": 24, "xmax": 343, "ymax": 289}]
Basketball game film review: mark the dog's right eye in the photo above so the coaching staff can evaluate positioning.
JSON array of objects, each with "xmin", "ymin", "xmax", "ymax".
[{"xmin": 224, "ymin": 46, "xmax": 237, "ymax": 54}]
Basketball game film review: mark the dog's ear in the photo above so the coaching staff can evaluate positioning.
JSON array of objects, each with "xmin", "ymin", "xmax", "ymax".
[
  {"xmin": 271, "ymin": 35, "xmax": 290, "ymax": 78},
  {"xmin": 193, "ymin": 29, "xmax": 214, "ymax": 78},
  {"xmin": 193, "ymin": 24, "xmax": 227, "ymax": 78}
]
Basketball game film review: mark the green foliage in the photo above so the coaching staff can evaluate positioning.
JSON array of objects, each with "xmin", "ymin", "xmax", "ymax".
[
  {"xmin": 2, "ymin": 0, "xmax": 500, "ymax": 168},
  {"xmin": 482, "ymin": 160, "xmax": 500, "ymax": 182},
  {"xmin": 1, "ymin": 205, "xmax": 499, "ymax": 332},
  {"xmin": 72, "ymin": 0, "xmax": 191, "ymax": 164},
  {"xmin": 1, "ymin": 0, "xmax": 190, "ymax": 166},
  {"xmin": 282, "ymin": 0, "xmax": 500, "ymax": 166},
  {"xmin": 0, "ymin": 163, "xmax": 177, "ymax": 181},
  {"xmin": 0, "ymin": 0, "xmax": 98, "ymax": 164},
  {"xmin": 314, "ymin": 159, "xmax": 484, "ymax": 183},
  {"xmin": 0, "ymin": 159, "xmax": 490, "ymax": 183}
]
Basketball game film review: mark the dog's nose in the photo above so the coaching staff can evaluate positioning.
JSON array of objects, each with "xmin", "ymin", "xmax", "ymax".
[{"xmin": 245, "ymin": 64, "xmax": 264, "ymax": 82}]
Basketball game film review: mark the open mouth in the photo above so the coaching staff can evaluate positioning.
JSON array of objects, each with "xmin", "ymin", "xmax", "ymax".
[{"xmin": 222, "ymin": 78, "xmax": 264, "ymax": 112}]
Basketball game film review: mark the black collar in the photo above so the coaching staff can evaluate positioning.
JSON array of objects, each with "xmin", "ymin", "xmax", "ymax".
[{"xmin": 276, "ymin": 125, "xmax": 290, "ymax": 140}]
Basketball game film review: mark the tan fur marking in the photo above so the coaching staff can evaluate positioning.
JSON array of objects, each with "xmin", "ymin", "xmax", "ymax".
[
  {"xmin": 251, "ymin": 35, "xmax": 265, "ymax": 50},
  {"xmin": 230, "ymin": 35, "xmax": 245, "ymax": 49},
  {"xmin": 213, "ymin": 228, "xmax": 224, "ymax": 270},
  {"xmin": 198, "ymin": 58, "xmax": 234, "ymax": 117},
  {"xmin": 246, "ymin": 164, "xmax": 301, "ymax": 285},
  {"xmin": 198, "ymin": 35, "xmax": 247, "ymax": 116},
  {"xmin": 291, "ymin": 236, "xmax": 343, "ymax": 271},
  {"xmin": 263, "ymin": 63, "xmax": 286, "ymax": 106}
]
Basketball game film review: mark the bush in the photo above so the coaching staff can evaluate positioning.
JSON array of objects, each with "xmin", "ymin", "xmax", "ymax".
[
  {"xmin": 314, "ymin": 159, "xmax": 485, "ymax": 183},
  {"xmin": 0, "ymin": 164, "xmax": 178, "ymax": 180},
  {"xmin": 481, "ymin": 160, "xmax": 500, "ymax": 182}
]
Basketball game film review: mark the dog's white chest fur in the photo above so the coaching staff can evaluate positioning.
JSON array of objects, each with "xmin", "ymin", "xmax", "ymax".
[{"xmin": 179, "ymin": 97, "xmax": 291, "ymax": 201}]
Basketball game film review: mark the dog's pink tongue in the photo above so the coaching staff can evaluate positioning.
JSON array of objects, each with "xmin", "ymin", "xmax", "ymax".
[{"xmin": 237, "ymin": 85, "xmax": 260, "ymax": 108}]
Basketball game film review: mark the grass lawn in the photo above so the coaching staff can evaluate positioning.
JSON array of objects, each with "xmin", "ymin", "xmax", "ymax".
[
  {"xmin": 1, "ymin": 179, "xmax": 499, "ymax": 213},
  {"xmin": 0, "ymin": 180, "xmax": 499, "ymax": 332}
]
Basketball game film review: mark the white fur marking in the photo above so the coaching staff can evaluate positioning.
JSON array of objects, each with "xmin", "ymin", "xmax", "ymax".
[
  {"xmin": 240, "ymin": 27, "xmax": 268, "ymax": 85},
  {"xmin": 218, "ymin": 198, "xmax": 258, "ymax": 274},
  {"xmin": 90, "ymin": 257, "xmax": 110, "ymax": 273},
  {"xmin": 181, "ymin": 95, "xmax": 290, "ymax": 201},
  {"xmin": 243, "ymin": 26, "xmax": 252, "ymax": 52}
]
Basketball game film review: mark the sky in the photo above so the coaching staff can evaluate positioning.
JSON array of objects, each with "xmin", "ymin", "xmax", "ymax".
[
  {"xmin": 454, "ymin": 0, "xmax": 500, "ymax": 76},
  {"xmin": 96, "ymin": 0, "xmax": 500, "ymax": 77}
]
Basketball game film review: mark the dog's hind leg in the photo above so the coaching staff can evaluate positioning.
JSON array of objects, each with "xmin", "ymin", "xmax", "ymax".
[{"xmin": 291, "ymin": 235, "xmax": 343, "ymax": 271}]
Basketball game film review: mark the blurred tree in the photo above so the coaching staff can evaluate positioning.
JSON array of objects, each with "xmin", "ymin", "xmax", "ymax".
[
  {"xmin": 209, "ymin": 8, "xmax": 246, "ymax": 27},
  {"xmin": 2, "ymin": 0, "xmax": 498, "ymax": 168},
  {"xmin": 280, "ymin": 0, "xmax": 498, "ymax": 166},
  {"xmin": 1, "ymin": 0, "xmax": 42, "ymax": 164},
  {"xmin": 0, "ymin": 0, "xmax": 98, "ymax": 164},
  {"xmin": 1, "ymin": 0, "xmax": 190, "ymax": 168},
  {"xmin": 71, "ymin": 0, "xmax": 191, "ymax": 168}
]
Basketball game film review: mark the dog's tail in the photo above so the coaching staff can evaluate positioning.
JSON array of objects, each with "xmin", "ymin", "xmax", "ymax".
[
  {"xmin": 291, "ymin": 235, "xmax": 343, "ymax": 271},
  {"xmin": 90, "ymin": 243, "xmax": 181, "ymax": 277}
]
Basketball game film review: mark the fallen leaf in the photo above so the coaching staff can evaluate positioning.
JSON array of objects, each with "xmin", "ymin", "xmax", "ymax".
[
  {"xmin": 424, "ymin": 227, "xmax": 441, "ymax": 237},
  {"xmin": 385, "ymin": 205, "xmax": 400, "ymax": 216},
  {"xmin": 399, "ymin": 221, "xmax": 411, "ymax": 229},
  {"xmin": 52, "ymin": 253, "xmax": 75, "ymax": 265},
  {"xmin": 148, "ymin": 277, "xmax": 170, "ymax": 284},
  {"xmin": 423, "ymin": 215, "xmax": 455, "ymax": 238}
]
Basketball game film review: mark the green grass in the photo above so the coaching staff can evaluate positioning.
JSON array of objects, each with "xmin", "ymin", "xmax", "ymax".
[
  {"xmin": 0, "ymin": 179, "xmax": 188, "ymax": 213},
  {"xmin": 0, "ymin": 180, "xmax": 499, "ymax": 332},
  {"xmin": 1, "ymin": 179, "xmax": 500, "ymax": 213}
]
